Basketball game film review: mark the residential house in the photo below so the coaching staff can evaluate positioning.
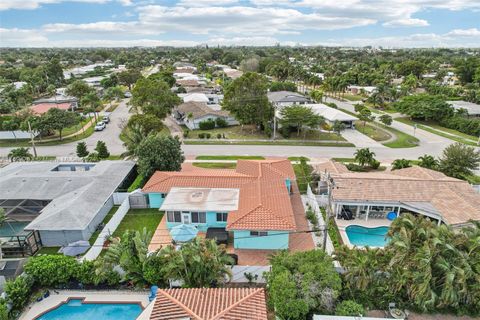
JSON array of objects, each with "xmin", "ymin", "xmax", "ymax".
[
  {"xmin": 179, "ymin": 92, "xmax": 224, "ymax": 105},
  {"xmin": 346, "ymin": 85, "xmax": 377, "ymax": 96},
  {"xmin": 143, "ymin": 160, "xmax": 314, "ymax": 265},
  {"xmin": 174, "ymin": 101, "xmax": 238, "ymax": 130},
  {"xmin": 138, "ymin": 288, "xmax": 267, "ymax": 320},
  {"xmin": 32, "ymin": 94, "xmax": 79, "ymax": 112},
  {"xmin": 447, "ymin": 100, "xmax": 480, "ymax": 117},
  {"xmin": 0, "ymin": 161, "xmax": 135, "ymax": 253},
  {"xmin": 267, "ymin": 91, "xmax": 310, "ymax": 108}
]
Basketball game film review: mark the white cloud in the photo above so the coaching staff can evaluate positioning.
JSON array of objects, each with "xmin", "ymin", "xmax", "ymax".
[
  {"xmin": 0, "ymin": 28, "xmax": 49, "ymax": 46},
  {"xmin": 383, "ymin": 18, "xmax": 429, "ymax": 27},
  {"xmin": 0, "ymin": 0, "xmax": 131, "ymax": 11},
  {"xmin": 446, "ymin": 28, "xmax": 480, "ymax": 36},
  {"xmin": 177, "ymin": 0, "xmax": 240, "ymax": 7}
]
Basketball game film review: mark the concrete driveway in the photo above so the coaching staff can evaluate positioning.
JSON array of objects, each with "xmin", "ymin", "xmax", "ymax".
[{"xmin": 341, "ymin": 129, "xmax": 385, "ymax": 148}]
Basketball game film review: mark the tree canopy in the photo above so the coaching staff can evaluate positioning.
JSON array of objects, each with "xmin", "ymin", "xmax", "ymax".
[{"xmin": 136, "ymin": 134, "xmax": 184, "ymax": 178}]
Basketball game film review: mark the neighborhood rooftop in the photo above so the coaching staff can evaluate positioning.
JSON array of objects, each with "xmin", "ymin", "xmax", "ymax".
[
  {"xmin": 143, "ymin": 159, "xmax": 297, "ymax": 231},
  {"xmin": 447, "ymin": 100, "xmax": 480, "ymax": 116},
  {"xmin": 267, "ymin": 91, "xmax": 310, "ymax": 104},
  {"xmin": 148, "ymin": 288, "xmax": 267, "ymax": 320},
  {"xmin": 0, "ymin": 161, "xmax": 135, "ymax": 231},
  {"xmin": 318, "ymin": 161, "xmax": 480, "ymax": 226}
]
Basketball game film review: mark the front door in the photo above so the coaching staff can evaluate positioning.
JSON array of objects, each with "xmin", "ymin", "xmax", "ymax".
[{"xmin": 182, "ymin": 212, "xmax": 191, "ymax": 224}]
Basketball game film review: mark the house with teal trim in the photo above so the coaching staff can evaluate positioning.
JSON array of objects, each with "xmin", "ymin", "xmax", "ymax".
[{"xmin": 142, "ymin": 159, "xmax": 301, "ymax": 254}]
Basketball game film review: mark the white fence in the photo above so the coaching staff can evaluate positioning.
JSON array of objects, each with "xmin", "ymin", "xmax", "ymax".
[
  {"xmin": 83, "ymin": 195, "xmax": 131, "ymax": 261},
  {"xmin": 230, "ymin": 266, "xmax": 270, "ymax": 283},
  {"xmin": 113, "ymin": 192, "xmax": 129, "ymax": 205},
  {"xmin": 305, "ymin": 184, "xmax": 335, "ymax": 256}
]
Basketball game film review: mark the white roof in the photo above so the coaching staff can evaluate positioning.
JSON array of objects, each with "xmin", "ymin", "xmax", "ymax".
[
  {"xmin": 160, "ymin": 187, "xmax": 240, "ymax": 212},
  {"xmin": 348, "ymin": 85, "xmax": 377, "ymax": 93},
  {"xmin": 293, "ymin": 103, "xmax": 358, "ymax": 122},
  {"xmin": 0, "ymin": 161, "xmax": 135, "ymax": 231},
  {"xmin": 447, "ymin": 100, "xmax": 480, "ymax": 115},
  {"xmin": 179, "ymin": 93, "xmax": 209, "ymax": 103}
]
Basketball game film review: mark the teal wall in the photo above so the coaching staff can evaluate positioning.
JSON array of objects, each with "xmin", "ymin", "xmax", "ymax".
[
  {"xmin": 148, "ymin": 193, "xmax": 165, "ymax": 208},
  {"xmin": 233, "ymin": 230, "xmax": 289, "ymax": 249},
  {"xmin": 165, "ymin": 211, "xmax": 227, "ymax": 232}
]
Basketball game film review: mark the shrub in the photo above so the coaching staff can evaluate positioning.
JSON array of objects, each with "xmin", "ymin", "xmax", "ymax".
[
  {"xmin": 370, "ymin": 159, "xmax": 381, "ymax": 169},
  {"xmin": 0, "ymin": 299, "xmax": 8, "ymax": 320},
  {"xmin": 24, "ymin": 255, "xmax": 78, "ymax": 286},
  {"xmin": 346, "ymin": 163, "xmax": 367, "ymax": 172},
  {"xmin": 85, "ymin": 152, "xmax": 100, "ymax": 162},
  {"xmin": 183, "ymin": 129, "xmax": 189, "ymax": 138},
  {"xmin": 198, "ymin": 133, "xmax": 205, "ymax": 139},
  {"xmin": 205, "ymin": 133, "xmax": 211, "ymax": 139},
  {"xmin": 391, "ymin": 159, "xmax": 411, "ymax": 170},
  {"xmin": 4, "ymin": 275, "xmax": 33, "ymax": 313},
  {"xmin": 216, "ymin": 133, "xmax": 222, "ymax": 139},
  {"xmin": 215, "ymin": 118, "xmax": 228, "ymax": 128},
  {"xmin": 75, "ymin": 260, "xmax": 97, "ymax": 285},
  {"xmin": 127, "ymin": 174, "xmax": 145, "ymax": 192},
  {"xmin": 199, "ymin": 119, "xmax": 215, "ymax": 130},
  {"xmin": 335, "ymin": 300, "xmax": 365, "ymax": 316},
  {"xmin": 95, "ymin": 140, "xmax": 110, "ymax": 159},
  {"xmin": 306, "ymin": 209, "xmax": 318, "ymax": 226}
]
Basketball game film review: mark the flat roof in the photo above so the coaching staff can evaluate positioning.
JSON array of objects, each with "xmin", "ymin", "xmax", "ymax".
[
  {"xmin": 305, "ymin": 103, "xmax": 358, "ymax": 122},
  {"xmin": 160, "ymin": 187, "xmax": 240, "ymax": 212},
  {"xmin": 447, "ymin": 100, "xmax": 480, "ymax": 115},
  {"xmin": 0, "ymin": 161, "xmax": 135, "ymax": 231}
]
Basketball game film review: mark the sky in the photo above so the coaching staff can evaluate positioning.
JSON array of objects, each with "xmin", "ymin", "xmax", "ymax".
[{"xmin": 0, "ymin": 0, "xmax": 479, "ymax": 48}]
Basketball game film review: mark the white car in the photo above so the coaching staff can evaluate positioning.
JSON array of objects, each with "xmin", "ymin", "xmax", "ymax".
[
  {"xmin": 124, "ymin": 91, "xmax": 132, "ymax": 98},
  {"xmin": 94, "ymin": 122, "xmax": 106, "ymax": 131}
]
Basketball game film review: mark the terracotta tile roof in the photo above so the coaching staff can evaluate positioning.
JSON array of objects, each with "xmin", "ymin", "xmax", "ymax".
[
  {"xmin": 323, "ymin": 162, "xmax": 480, "ymax": 226},
  {"xmin": 176, "ymin": 101, "xmax": 230, "ymax": 120},
  {"xmin": 29, "ymin": 102, "xmax": 72, "ymax": 115},
  {"xmin": 150, "ymin": 288, "xmax": 267, "ymax": 320},
  {"xmin": 143, "ymin": 160, "xmax": 297, "ymax": 231}
]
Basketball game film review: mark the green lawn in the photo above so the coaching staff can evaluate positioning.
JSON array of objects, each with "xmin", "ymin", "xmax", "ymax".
[
  {"xmin": 331, "ymin": 157, "xmax": 355, "ymax": 163},
  {"xmin": 382, "ymin": 126, "xmax": 419, "ymax": 148},
  {"xmin": 89, "ymin": 206, "xmax": 119, "ymax": 245},
  {"xmin": 49, "ymin": 118, "xmax": 92, "ymax": 139},
  {"xmin": 127, "ymin": 174, "xmax": 145, "ymax": 192},
  {"xmin": 293, "ymin": 163, "xmax": 313, "ymax": 194},
  {"xmin": 36, "ymin": 246, "xmax": 62, "ymax": 255},
  {"xmin": 343, "ymin": 94, "xmax": 364, "ymax": 102},
  {"xmin": 288, "ymin": 156, "xmax": 310, "ymax": 161},
  {"xmin": 356, "ymin": 122, "xmax": 392, "ymax": 141},
  {"xmin": 112, "ymin": 209, "xmax": 163, "ymax": 241},
  {"xmin": 184, "ymin": 140, "xmax": 355, "ymax": 147},
  {"xmin": 0, "ymin": 126, "xmax": 95, "ymax": 147},
  {"xmin": 192, "ymin": 162, "xmax": 237, "ymax": 169},
  {"xmin": 107, "ymin": 155, "xmax": 123, "ymax": 160},
  {"xmin": 466, "ymin": 174, "xmax": 480, "ymax": 184},
  {"xmin": 195, "ymin": 155, "xmax": 265, "ymax": 160},
  {"xmin": 395, "ymin": 117, "xmax": 478, "ymax": 146}
]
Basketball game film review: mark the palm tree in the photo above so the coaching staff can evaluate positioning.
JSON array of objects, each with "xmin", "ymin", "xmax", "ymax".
[
  {"xmin": 418, "ymin": 154, "xmax": 439, "ymax": 169},
  {"xmin": 8, "ymin": 147, "xmax": 33, "ymax": 161},
  {"xmin": 81, "ymin": 92, "xmax": 101, "ymax": 122},
  {"xmin": 354, "ymin": 148, "xmax": 376, "ymax": 167},
  {"xmin": 122, "ymin": 124, "xmax": 146, "ymax": 159}
]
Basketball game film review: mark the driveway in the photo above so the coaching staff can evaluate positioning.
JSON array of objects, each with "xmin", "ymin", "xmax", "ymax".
[{"xmin": 341, "ymin": 129, "xmax": 385, "ymax": 148}]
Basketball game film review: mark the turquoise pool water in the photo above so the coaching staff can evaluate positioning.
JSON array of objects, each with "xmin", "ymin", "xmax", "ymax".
[
  {"xmin": 345, "ymin": 225, "xmax": 389, "ymax": 247},
  {"xmin": 36, "ymin": 299, "xmax": 143, "ymax": 320}
]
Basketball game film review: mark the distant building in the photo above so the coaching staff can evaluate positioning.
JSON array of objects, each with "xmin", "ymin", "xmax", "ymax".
[
  {"xmin": 447, "ymin": 100, "xmax": 480, "ymax": 117},
  {"xmin": 173, "ymin": 101, "xmax": 238, "ymax": 130},
  {"xmin": 268, "ymin": 91, "xmax": 310, "ymax": 107},
  {"xmin": 347, "ymin": 85, "xmax": 377, "ymax": 96}
]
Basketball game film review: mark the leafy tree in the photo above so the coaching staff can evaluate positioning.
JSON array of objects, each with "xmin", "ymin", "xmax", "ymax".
[
  {"xmin": 267, "ymin": 250, "xmax": 342, "ymax": 319},
  {"xmin": 357, "ymin": 108, "xmax": 374, "ymax": 131},
  {"xmin": 43, "ymin": 108, "xmax": 80, "ymax": 140},
  {"xmin": 162, "ymin": 238, "xmax": 233, "ymax": 287},
  {"xmin": 127, "ymin": 114, "xmax": 163, "ymax": 135},
  {"xmin": 394, "ymin": 94, "xmax": 453, "ymax": 122},
  {"xmin": 104, "ymin": 86, "xmax": 124, "ymax": 102},
  {"xmin": 66, "ymin": 80, "xmax": 94, "ymax": 100},
  {"xmin": 223, "ymin": 72, "xmax": 273, "ymax": 129},
  {"xmin": 310, "ymin": 89, "xmax": 323, "ymax": 102},
  {"xmin": 270, "ymin": 81, "xmax": 297, "ymax": 92},
  {"xmin": 136, "ymin": 134, "xmax": 184, "ymax": 178},
  {"xmin": 4, "ymin": 275, "xmax": 33, "ymax": 313},
  {"xmin": 8, "ymin": 147, "xmax": 33, "ymax": 161},
  {"xmin": 131, "ymin": 77, "xmax": 181, "ymax": 119},
  {"xmin": 279, "ymin": 105, "xmax": 324, "ymax": 139},
  {"xmin": 101, "ymin": 74, "xmax": 119, "ymax": 89},
  {"xmin": 391, "ymin": 159, "xmax": 411, "ymax": 170},
  {"xmin": 354, "ymin": 148, "xmax": 376, "ymax": 167},
  {"xmin": 438, "ymin": 142, "xmax": 480, "ymax": 179},
  {"xmin": 354, "ymin": 104, "xmax": 365, "ymax": 113},
  {"xmin": 2, "ymin": 119, "xmax": 19, "ymax": 141},
  {"xmin": 332, "ymin": 120, "xmax": 346, "ymax": 141},
  {"xmin": 418, "ymin": 154, "xmax": 439, "ymax": 169},
  {"xmin": 335, "ymin": 300, "xmax": 364, "ymax": 316},
  {"xmin": 455, "ymin": 57, "xmax": 479, "ymax": 84},
  {"xmin": 76, "ymin": 141, "xmax": 89, "ymax": 158},
  {"xmin": 378, "ymin": 114, "xmax": 392, "ymax": 126},
  {"xmin": 149, "ymin": 71, "xmax": 176, "ymax": 87},
  {"xmin": 24, "ymin": 255, "xmax": 78, "ymax": 286},
  {"xmin": 81, "ymin": 92, "xmax": 101, "ymax": 122},
  {"xmin": 117, "ymin": 69, "xmax": 142, "ymax": 90},
  {"xmin": 95, "ymin": 140, "xmax": 110, "ymax": 159}
]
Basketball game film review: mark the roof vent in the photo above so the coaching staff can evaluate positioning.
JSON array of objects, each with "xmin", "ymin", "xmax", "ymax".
[{"xmin": 190, "ymin": 191, "xmax": 204, "ymax": 202}]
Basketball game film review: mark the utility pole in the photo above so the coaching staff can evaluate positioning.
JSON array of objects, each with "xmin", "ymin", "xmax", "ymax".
[
  {"xmin": 28, "ymin": 121, "xmax": 37, "ymax": 158},
  {"xmin": 322, "ymin": 173, "xmax": 335, "ymax": 252}
]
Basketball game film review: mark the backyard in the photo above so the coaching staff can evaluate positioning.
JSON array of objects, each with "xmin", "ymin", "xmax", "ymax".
[{"xmin": 112, "ymin": 208, "xmax": 163, "ymax": 240}]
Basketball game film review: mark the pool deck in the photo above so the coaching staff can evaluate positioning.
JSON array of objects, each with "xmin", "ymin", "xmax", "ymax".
[
  {"xmin": 336, "ymin": 218, "xmax": 391, "ymax": 249},
  {"xmin": 20, "ymin": 290, "xmax": 150, "ymax": 320}
]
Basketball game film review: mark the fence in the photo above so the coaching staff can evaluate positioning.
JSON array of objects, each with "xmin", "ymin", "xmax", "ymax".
[
  {"xmin": 83, "ymin": 195, "xmax": 131, "ymax": 261},
  {"xmin": 230, "ymin": 265, "xmax": 270, "ymax": 283},
  {"xmin": 305, "ymin": 184, "xmax": 335, "ymax": 256},
  {"xmin": 113, "ymin": 192, "xmax": 129, "ymax": 205}
]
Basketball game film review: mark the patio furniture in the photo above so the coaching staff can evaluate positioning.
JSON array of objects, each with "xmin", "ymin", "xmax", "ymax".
[
  {"xmin": 59, "ymin": 240, "xmax": 90, "ymax": 256},
  {"xmin": 206, "ymin": 228, "xmax": 229, "ymax": 245},
  {"xmin": 388, "ymin": 303, "xmax": 406, "ymax": 319},
  {"xmin": 171, "ymin": 224, "xmax": 198, "ymax": 243},
  {"xmin": 149, "ymin": 285, "xmax": 158, "ymax": 302}
]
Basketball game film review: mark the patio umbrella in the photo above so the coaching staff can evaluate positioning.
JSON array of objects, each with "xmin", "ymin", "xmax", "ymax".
[
  {"xmin": 170, "ymin": 224, "xmax": 198, "ymax": 243},
  {"xmin": 59, "ymin": 240, "xmax": 90, "ymax": 256},
  {"xmin": 386, "ymin": 211, "xmax": 398, "ymax": 221}
]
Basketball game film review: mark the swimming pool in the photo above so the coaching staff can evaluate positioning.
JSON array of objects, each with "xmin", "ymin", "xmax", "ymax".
[
  {"xmin": 345, "ymin": 225, "xmax": 389, "ymax": 247},
  {"xmin": 35, "ymin": 298, "xmax": 143, "ymax": 320}
]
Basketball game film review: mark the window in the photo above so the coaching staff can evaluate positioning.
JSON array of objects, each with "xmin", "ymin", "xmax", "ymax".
[
  {"xmin": 167, "ymin": 211, "xmax": 182, "ymax": 223},
  {"xmin": 216, "ymin": 212, "xmax": 228, "ymax": 222},
  {"xmin": 191, "ymin": 212, "xmax": 206, "ymax": 223},
  {"xmin": 250, "ymin": 231, "xmax": 268, "ymax": 237}
]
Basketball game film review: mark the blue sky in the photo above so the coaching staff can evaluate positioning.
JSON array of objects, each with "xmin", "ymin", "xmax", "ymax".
[{"xmin": 1, "ymin": 0, "xmax": 479, "ymax": 47}]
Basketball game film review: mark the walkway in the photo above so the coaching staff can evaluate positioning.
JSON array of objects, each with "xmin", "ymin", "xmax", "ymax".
[
  {"xmin": 163, "ymin": 116, "xmax": 183, "ymax": 139},
  {"xmin": 341, "ymin": 128, "xmax": 385, "ymax": 148}
]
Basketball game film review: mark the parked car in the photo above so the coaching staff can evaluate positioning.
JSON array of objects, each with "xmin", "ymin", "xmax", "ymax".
[
  {"xmin": 102, "ymin": 115, "xmax": 110, "ymax": 124},
  {"xmin": 94, "ymin": 122, "xmax": 106, "ymax": 131},
  {"xmin": 124, "ymin": 91, "xmax": 132, "ymax": 98}
]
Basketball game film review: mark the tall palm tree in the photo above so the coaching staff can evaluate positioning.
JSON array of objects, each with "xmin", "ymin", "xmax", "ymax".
[
  {"xmin": 122, "ymin": 124, "xmax": 146, "ymax": 159},
  {"xmin": 354, "ymin": 148, "xmax": 376, "ymax": 167}
]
